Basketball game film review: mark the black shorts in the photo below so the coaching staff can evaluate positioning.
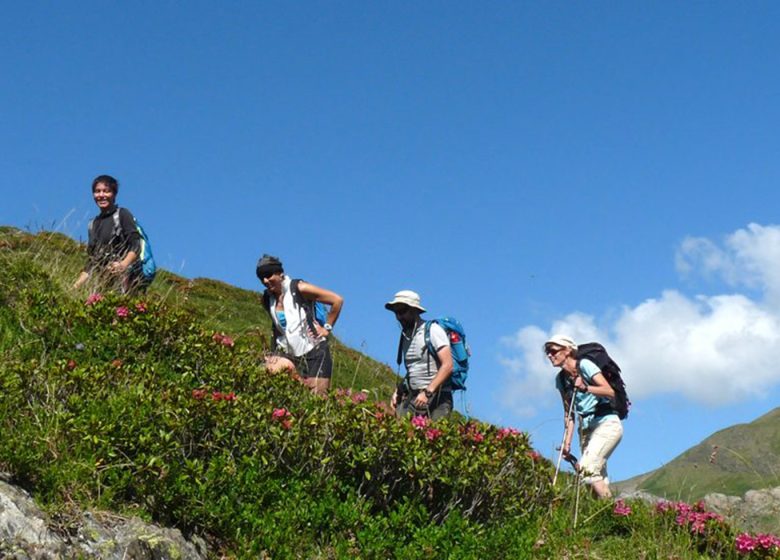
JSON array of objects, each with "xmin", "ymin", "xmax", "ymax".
[{"xmin": 293, "ymin": 341, "xmax": 332, "ymax": 379}]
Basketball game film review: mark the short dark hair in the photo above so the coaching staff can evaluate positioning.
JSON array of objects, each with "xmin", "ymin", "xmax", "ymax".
[{"xmin": 92, "ymin": 175, "xmax": 119, "ymax": 195}]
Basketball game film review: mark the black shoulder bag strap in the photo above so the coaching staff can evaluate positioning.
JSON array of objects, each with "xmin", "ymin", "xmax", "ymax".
[{"xmin": 262, "ymin": 289, "xmax": 282, "ymax": 349}]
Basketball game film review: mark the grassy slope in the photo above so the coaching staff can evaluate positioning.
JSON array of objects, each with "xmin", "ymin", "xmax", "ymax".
[
  {"xmin": 2, "ymin": 226, "xmax": 777, "ymax": 558},
  {"xmin": 618, "ymin": 407, "xmax": 780, "ymax": 503},
  {"xmin": 0, "ymin": 226, "xmax": 398, "ymax": 400}
]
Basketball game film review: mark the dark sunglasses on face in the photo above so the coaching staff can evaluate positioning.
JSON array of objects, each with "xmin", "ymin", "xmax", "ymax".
[{"xmin": 545, "ymin": 346, "xmax": 563, "ymax": 356}]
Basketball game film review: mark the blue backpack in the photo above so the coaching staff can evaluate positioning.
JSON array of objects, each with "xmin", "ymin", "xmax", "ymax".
[
  {"xmin": 396, "ymin": 317, "xmax": 471, "ymax": 391},
  {"xmin": 89, "ymin": 207, "xmax": 156, "ymax": 283}
]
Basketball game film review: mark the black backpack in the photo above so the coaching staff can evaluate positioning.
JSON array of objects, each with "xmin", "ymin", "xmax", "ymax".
[{"xmin": 558, "ymin": 342, "xmax": 630, "ymax": 420}]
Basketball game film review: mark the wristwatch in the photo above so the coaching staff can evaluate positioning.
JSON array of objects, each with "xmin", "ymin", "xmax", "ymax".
[
  {"xmin": 323, "ymin": 323, "xmax": 333, "ymax": 332},
  {"xmin": 424, "ymin": 388, "xmax": 434, "ymax": 399}
]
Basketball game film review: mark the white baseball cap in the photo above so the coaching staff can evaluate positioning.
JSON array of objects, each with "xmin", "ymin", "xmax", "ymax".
[{"xmin": 544, "ymin": 334, "xmax": 577, "ymax": 351}]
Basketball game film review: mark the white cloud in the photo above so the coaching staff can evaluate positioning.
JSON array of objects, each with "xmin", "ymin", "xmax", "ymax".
[{"xmin": 500, "ymin": 224, "xmax": 780, "ymax": 417}]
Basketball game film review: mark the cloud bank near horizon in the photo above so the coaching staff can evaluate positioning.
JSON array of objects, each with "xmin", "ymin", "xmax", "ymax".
[{"xmin": 500, "ymin": 223, "xmax": 780, "ymax": 417}]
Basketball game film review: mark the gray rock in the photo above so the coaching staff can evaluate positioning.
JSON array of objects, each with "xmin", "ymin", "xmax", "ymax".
[{"xmin": 0, "ymin": 481, "xmax": 208, "ymax": 559}]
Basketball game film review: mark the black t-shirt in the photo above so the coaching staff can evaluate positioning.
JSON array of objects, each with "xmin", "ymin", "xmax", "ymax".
[{"xmin": 84, "ymin": 206, "xmax": 142, "ymax": 273}]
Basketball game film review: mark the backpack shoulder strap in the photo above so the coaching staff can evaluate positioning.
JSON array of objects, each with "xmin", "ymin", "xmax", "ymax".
[
  {"xmin": 424, "ymin": 320, "xmax": 443, "ymax": 368},
  {"xmin": 290, "ymin": 278, "xmax": 317, "ymax": 333},
  {"xmin": 112, "ymin": 206, "xmax": 123, "ymax": 238},
  {"xmin": 261, "ymin": 289, "xmax": 272, "ymax": 315}
]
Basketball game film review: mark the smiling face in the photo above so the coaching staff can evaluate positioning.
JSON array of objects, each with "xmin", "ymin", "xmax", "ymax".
[
  {"xmin": 545, "ymin": 344, "xmax": 569, "ymax": 367},
  {"xmin": 92, "ymin": 182, "xmax": 116, "ymax": 211},
  {"xmin": 260, "ymin": 271, "xmax": 284, "ymax": 296}
]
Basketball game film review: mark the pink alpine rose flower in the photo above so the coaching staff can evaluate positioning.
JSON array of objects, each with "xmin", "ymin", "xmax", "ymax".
[
  {"xmin": 411, "ymin": 415, "xmax": 430, "ymax": 430},
  {"xmin": 85, "ymin": 293, "xmax": 103, "ymax": 306},
  {"xmin": 425, "ymin": 428, "xmax": 443, "ymax": 441},
  {"xmin": 613, "ymin": 500, "xmax": 632, "ymax": 517},
  {"xmin": 115, "ymin": 306, "xmax": 130, "ymax": 318}
]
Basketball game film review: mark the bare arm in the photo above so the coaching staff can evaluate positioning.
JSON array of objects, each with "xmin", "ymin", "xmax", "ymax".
[
  {"xmin": 73, "ymin": 271, "xmax": 90, "ymax": 289},
  {"xmin": 108, "ymin": 250, "xmax": 138, "ymax": 275},
  {"xmin": 297, "ymin": 280, "xmax": 344, "ymax": 337},
  {"xmin": 573, "ymin": 371, "xmax": 614, "ymax": 399},
  {"xmin": 413, "ymin": 345, "xmax": 453, "ymax": 408}
]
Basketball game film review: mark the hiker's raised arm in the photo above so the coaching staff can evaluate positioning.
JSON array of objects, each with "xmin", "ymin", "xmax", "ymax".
[
  {"xmin": 297, "ymin": 281, "xmax": 344, "ymax": 330},
  {"xmin": 582, "ymin": 371, "xmax": 614, "ymax": 399}
]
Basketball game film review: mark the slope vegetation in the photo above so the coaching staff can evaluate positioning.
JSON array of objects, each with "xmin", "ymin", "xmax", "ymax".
[{"xmin": 1, "ymin": 227, "xmax": 778, "ymax": 558}]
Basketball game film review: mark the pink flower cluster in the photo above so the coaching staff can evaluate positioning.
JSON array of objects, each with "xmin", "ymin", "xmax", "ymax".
[
  {"xmin": 212, "ymin": 391, "xmax": 237, "ymax": 402},
  {"xmin": 116, "ymin": 306, "xmax": 130, "ymax": 318},
  {"xmin": 272, "ymin": 407, "xmax": 293, "ymax": 430},
  {"xmin": 425, "ymin": 428, "xmax": 443, "ymax": 441},
  {"xmin": 85, "ymin": 293, "xmax": 104, "ymax": 306},
  {"xmin": 459, "ymin": 422, "xmax": 485, "ymax": 443},
  {"xmin": 656, "ymin": 500, "xmax": 724, "ymax": 535},
  {"xmin": 211, "ymin": 332, "xmax": 235, "ymax": 348},
  {"xmin": 192, "ymin": 389, "xmax": 236, "ymax": 402},
  {"xmin": 613, "ymin": 499, "xmax": 632, "ymax": 517},
  {"xmin": 411, "ymin": 415, "xmax": 430, "ymax": 430},
  {"xmin": 135, "ymin": 302, "xmax": 148, "ymax": 313},
  {"xmin": 496, "ymin": 427, "xmax": 522, "ymax": 440},
  {"xmin": 736, "ymin": 532, "xmax": 780, "ymax": 555}
]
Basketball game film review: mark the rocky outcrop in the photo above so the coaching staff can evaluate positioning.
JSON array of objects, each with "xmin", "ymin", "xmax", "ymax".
[
  {"xmin": 0, "ymin": 479, "xmax": 208, "ymax": 559},
  {"xmin": 619, "ymin": 485, "xmax": 780, "ymax": 534},
  {"xmin": 704, "ymin": 487, "xmax": 780, "ymax": 534}
]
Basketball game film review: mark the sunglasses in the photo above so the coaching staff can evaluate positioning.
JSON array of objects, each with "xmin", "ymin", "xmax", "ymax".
[{"xmin": 545, "ymin": 346, "xmax": 564, "ymax": 356}]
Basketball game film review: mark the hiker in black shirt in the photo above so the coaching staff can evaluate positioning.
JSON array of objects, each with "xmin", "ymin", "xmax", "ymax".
[{"xmin": 73, "ymin": 175, "xmax": 145, "ymax": 294}]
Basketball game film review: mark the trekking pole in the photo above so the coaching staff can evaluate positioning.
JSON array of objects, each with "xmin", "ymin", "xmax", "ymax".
[
  {"xmin": 573, "ymin": 464, "xmax": 582, "ymax": 529},
  {"xmin": 552, "ymin": 389, "xmax": 577, "ymax": 486}
]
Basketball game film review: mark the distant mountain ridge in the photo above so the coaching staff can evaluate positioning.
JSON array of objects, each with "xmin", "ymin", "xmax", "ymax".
[{"xmin": 616, "ymin": 406, "xmax": 780, "ymax": 532}]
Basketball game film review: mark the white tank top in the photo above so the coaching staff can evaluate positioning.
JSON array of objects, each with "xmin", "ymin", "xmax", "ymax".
[{"xmin": 269, "ymin": 276, "xmax": 322, "ymax": 357}]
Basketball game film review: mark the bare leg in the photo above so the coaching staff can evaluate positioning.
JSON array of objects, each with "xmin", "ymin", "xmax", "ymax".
[
  {"xmin": 590, "ymin": 479, "xmax": 612, "ymax": 499},
  {"xmin": 265, "ymin": 355, "xmax": 297, "ymax": 374},
  {"xmin": 303, "ymin": 377, "xmax": 330, "ymax": 395}
]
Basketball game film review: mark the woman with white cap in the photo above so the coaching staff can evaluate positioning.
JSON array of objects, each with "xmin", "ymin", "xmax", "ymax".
[
  {"xmin": 545, "ymin": 334, "xmax": 623, "ymax": 498},
  {"xmin": 385, "ymin": 290, "xmax": 454, "ymax": 420}
]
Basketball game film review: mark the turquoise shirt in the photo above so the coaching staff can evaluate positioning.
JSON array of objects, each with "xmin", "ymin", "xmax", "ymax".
[{"xmin": 556, "ymin": 358, "xmax": 619, "ymax": 431}]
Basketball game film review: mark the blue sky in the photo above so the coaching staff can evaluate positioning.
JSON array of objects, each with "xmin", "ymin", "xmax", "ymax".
[{"xmin": 3, "ymin": 2, "xmax": 780, "ymax": 485}]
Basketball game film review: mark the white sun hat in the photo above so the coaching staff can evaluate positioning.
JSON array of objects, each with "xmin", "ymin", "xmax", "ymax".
[
  {"xmin": 384, "ymin": 290, "xmax": 426, "ymax": 313},
  {"xmin": 544, "ymin": 334, "xmax": 577, "ymax": 351}
]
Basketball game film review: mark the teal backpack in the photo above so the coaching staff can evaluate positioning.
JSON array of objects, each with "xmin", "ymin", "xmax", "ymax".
[
  {"xmin": 396, "ymin": 316, "xmax": 471, "ymax": 391},
  {"xmin": 89, "ymin": 207, "xmax": 156, "ymax": 283}
]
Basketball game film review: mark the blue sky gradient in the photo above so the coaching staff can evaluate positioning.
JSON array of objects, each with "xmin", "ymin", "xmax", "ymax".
[{"xmin": 4, "ymin": 2, "xmax": 780, "ymax": 483}]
